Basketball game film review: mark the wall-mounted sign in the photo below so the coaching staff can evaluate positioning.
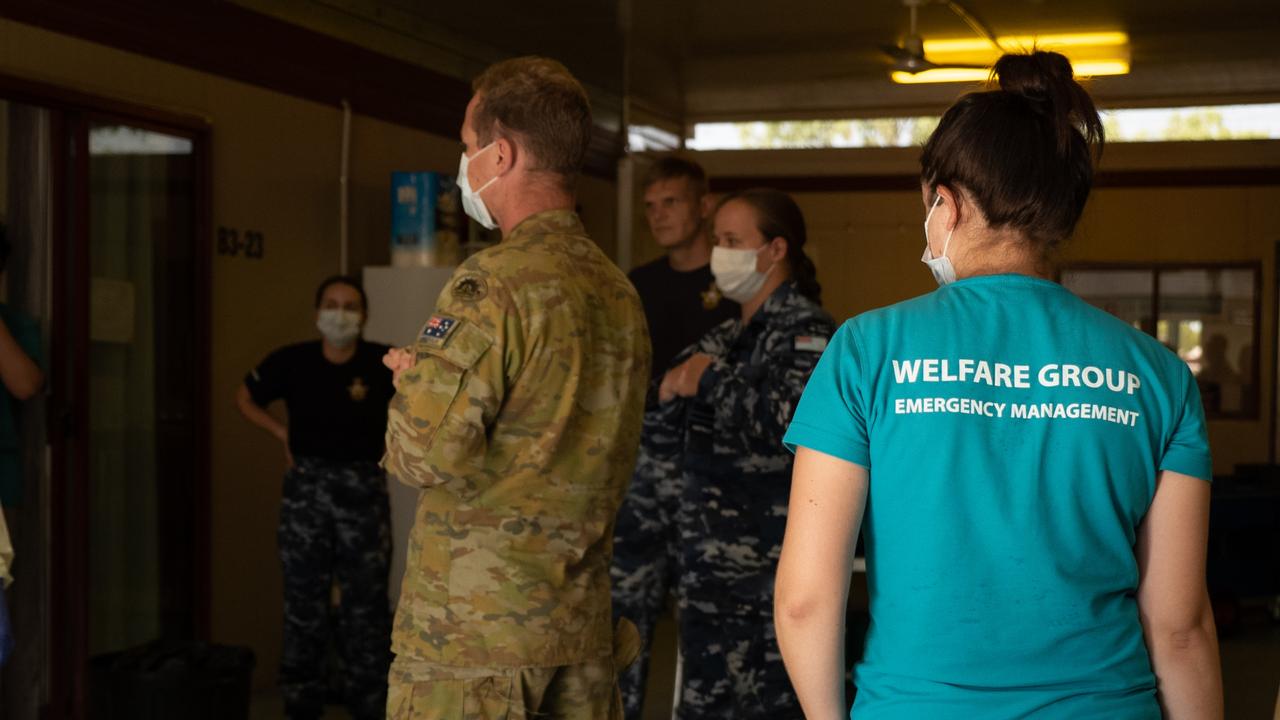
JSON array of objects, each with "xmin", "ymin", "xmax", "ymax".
[{"xmin": 216, "ymin": 227, "xmax": 264, "ymax": 259}]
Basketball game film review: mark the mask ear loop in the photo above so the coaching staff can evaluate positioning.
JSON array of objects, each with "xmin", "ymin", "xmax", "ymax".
[
  {"xmin": 759, "ymin": 237, "xmax": 783, "ymax": 279},
  {"xmin": 469, "ymin": 142, "xmax": 500, "ymax": 195},
  {"xmin": 926, "ymin": 194, "xmax": 955, "ymax": 258}
]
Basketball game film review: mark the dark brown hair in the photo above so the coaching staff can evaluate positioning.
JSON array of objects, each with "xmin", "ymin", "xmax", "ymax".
[
  {"xmin": 314, "ymin": 275, "xmax": 367, "ymax": 313},
  {"xmin": 642, "ymin": 155, "xmax": 708, "ymax": 196},
  {"xmin": 471, "ymin": 57, "xmax": 593, "ymax": 186},
  {"xmin": 718, "ymin": 188, "xmax": 822, "ymax": 304},
  {"xmin": 920, "ymin": 51, "xmax": 1105, "ymax": 256}
]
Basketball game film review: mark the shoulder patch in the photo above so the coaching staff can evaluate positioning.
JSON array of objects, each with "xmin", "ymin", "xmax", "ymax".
[
  {"xmin": 794, "ymin": 335, "xmax": 829, "ymax": 353},
  {"xmin": 419, "ymin": 314, "xmax": 460, "ymax": 347},
  {"xmin": 452, "ymin": 275, "xmax": 488, "ymax": 303}
]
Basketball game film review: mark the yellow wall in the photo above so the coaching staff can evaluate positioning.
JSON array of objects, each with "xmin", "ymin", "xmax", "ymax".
[
  {"xmin": 694, "ymin": 145, "xmax": 1280, "ymax": 476},
  {"xmin": 0, "ymin": 17, "xmax": 617, "ymax": 687}
]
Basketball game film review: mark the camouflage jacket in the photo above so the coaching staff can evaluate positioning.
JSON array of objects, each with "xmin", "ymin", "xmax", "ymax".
[
  {"xmin": 636, "ymin": 283, "xmax": 836, "ymax": 483},
  {"xmin": 383, "ymin": 210, "xmax": 651, "ymax": 667}
]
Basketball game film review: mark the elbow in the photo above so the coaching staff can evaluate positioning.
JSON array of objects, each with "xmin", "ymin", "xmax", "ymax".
[
  {"xmin": 1142, "ymin": 604, "xmax": 1218, "ymax": 656},
  {"xmin": 1152, "ymin": 616, "xmax": 1217, "ymax": 651},
  {"xmin": 774, "ymin": 576, "xmax": 830, "ymax": 628},
  {"xmin": 234, "ymin": 385, "xmax": 254, "ymax": 413},
  {"xmin": 776, "ymin": 594, "xmax": 820, "ymax": 625}
]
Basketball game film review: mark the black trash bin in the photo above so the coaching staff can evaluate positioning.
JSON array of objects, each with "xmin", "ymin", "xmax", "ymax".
[{"xmin": 88, "ymin": 642, "xmax": 255, "ymax": 720}]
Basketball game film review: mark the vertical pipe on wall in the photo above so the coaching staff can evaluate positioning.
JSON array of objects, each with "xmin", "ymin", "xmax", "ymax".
[
  {"xmin": 339, "ymin": 99, "xmax": 351, "ymax": 274},
  {"xmin": 615, "ymin": 0, "xmax": 634, "ymax": 270},
  {"xmin": 616, "ymin": 156, "xmax": 634, "ymax": 271}
]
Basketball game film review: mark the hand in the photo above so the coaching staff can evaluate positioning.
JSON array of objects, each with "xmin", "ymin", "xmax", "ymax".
[
  {"xmin": 660, "ymin": 353, "xmax": 715, "ymax": 403},
  {"xmin": 383, "ymin": 347, "xmax": 415, "ymax": 388},
  {"xmin": 274, "ymin": 426, "xmax": 294, "ymax": 468}
]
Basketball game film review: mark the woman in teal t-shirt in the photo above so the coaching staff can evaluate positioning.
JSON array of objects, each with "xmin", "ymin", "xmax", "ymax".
[{"xmin": 774, "ymin": 52, "xmax": 1223, "ymax": 719}]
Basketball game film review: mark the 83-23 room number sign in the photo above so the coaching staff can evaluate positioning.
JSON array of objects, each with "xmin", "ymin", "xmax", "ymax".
[{"xmin": 216, "ymin": 227, "xmax": 264, "ymax": 259}]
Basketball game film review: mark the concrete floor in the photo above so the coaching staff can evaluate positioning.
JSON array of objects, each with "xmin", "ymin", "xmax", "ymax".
[{"xmin": 248, "ymin": 607, "xmax": 1279, "ymax": 719}]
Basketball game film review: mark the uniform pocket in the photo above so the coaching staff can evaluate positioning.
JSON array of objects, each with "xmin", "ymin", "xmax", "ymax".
[{"xmin": 385, "ymin": 320, "xmax": 495, "ymax": 489}]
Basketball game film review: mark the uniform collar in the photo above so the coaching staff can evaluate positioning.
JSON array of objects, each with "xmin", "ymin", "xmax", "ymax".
[
  {"xmin": 505, "ymin": 209, "xmax": 586, "ymax": 242},
  {"xmin": 759, "ymin": 282, "xmax": 800, "ymax": 318},
  {"xmin": 740, "ymin": 282, "xmax": 801, "ymax": 332}
]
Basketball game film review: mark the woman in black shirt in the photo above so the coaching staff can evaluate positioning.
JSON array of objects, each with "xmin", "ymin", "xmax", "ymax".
[{"xmin": 236, "ymin": 275, "xmax": 394, "ymax": 720}]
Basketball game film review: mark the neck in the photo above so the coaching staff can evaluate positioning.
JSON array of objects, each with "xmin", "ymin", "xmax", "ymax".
[
  {"xmin": 322, "ymin": 338, "xmax": 358, "ymax": 364},
  {"xmin": 741, "ymin": 273, "xmax": 788, "ymax": 323},
  {"xmin": 952, "ymin": 230, "xmax": 1049, "ymax": 280},
  {"xmin": 667, "ymin": 233, "xmax": 712, "ymax": 272},
  {"xmin": 497, "ymin": 178, "xmax": 575, "ymax": 237}
]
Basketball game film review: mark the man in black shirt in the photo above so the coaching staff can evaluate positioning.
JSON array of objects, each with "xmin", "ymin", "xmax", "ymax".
[
  {"xmin": 628, "ymin": 156, "xmax": 739, "ymax": 380},
  {"xmin": 613, "ymin": 157, "xmax": 739, "ymax": 719},
  {"xmin": 236, "ymin": 275, "xmax": 394, "ymax": 720}
]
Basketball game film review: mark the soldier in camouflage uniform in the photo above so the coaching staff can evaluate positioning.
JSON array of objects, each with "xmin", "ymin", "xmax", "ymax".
[
  {"xmin": 614, "ymin": 189, "xmax": 834, "ymax": 719},
  {"xmin": 381, "ymin": 57, "xmax": 650, "ymax": 720},
  {"xmin": 238, "ymin": 276, "xmax": 394, "ymax": 720}
]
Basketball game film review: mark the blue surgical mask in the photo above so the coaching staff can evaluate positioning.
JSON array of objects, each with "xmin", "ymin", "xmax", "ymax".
[{"xmin": 921, "ymin": 194, "xmax": 957, "ymax": 286}]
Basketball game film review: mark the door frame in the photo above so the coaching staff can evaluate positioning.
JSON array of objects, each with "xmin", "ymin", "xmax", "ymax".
[{"xmin": 0, "ymin": 72, "xmax": 211, "ymax": 720}]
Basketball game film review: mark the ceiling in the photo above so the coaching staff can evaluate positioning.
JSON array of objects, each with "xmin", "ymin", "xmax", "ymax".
[
  {"xmin": 635, "ymin": 0, "xmax": 1280, "ymax": 122},
  {"xmin": 234, "ymin": 0, "xmax": 1280, "ymax": 130}
]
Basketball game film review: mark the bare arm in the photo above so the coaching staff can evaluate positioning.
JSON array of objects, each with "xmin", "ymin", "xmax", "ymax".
[
  {"xmin": 1136, "ymin": 470, "xmax": 1223, "ymax": 719},
  {"xmin": 775, "ymin": 446, "xmax": 869, "ymax": 720},
  {"xmin": 235, "ymin": 383, "xmax": 292, "ymax": 466},
  {"xmin": 0, "ymin": 315, "xmax": 43, "ymax": 401}
]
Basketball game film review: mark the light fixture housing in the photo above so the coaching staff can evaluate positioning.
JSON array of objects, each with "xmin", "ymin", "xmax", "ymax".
[{"xmin": 891, "ymin": 31, "xmax": 1131, "ymax": 84}]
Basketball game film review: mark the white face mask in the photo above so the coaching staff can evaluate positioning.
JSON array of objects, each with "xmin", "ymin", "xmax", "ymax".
[
  {"xmin": 711, "ymin": 243, "xmax": 775, "ymax": 304},
  {"xmin": 316, "ymin": 309, "xmax": 362, "ymax": 348},
  {"xmin": 457, "ymin": 143, "xmax": 499, "ymax": 230},
  {"xmin": 921, "ymin": 194, "xmax": 957, "ymax": 286}
]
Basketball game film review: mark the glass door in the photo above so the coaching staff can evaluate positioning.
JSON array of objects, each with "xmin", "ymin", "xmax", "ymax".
[{"xmin": 84, "ymin": 121, "xmax": 201, "ymax": 659}]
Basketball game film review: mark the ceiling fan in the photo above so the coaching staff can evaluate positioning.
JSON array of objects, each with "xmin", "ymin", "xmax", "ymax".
[{"xmin": 880, "ymin": 0, "xmax": 1001, "ymax": 76}]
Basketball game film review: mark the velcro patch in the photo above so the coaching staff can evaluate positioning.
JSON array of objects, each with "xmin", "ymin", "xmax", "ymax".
[{"xmin": 794, "ymin": 335, "xmax": 829, "ymax": 353}]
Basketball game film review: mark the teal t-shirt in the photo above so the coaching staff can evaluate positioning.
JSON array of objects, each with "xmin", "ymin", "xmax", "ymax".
[
  {"xmin": 784, "ymin": 274, "xmax": 1211, "ymax": 719},
  {"xmin": 1, "ymin": 304, "xmax": 42, "ymax": 507}
]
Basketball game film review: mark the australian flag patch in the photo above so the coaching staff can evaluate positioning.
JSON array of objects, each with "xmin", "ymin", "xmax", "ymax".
[{"xmin": 420, "ymin": 315, "xmax": 458, "ymax": 344}]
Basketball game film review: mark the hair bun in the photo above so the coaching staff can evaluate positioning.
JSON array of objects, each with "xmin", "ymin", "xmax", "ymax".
[
  {"xmin": 994, "ymin": 51, "xmax": 1075, "ymax": 100},
  {"xmin": 991, "ymin": 50, "xmax": 1103, "ymax": 155}
]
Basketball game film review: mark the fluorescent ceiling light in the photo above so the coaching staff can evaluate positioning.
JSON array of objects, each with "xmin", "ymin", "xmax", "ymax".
[
  {"xmin": 892, "ymin": 68, "xmax": 991, "ymax": 84},
  {"xmin": 893, "ymin": 31, "xmax": 1131, "ymax": 84},
  {"xmin": 924, "ymin": 31, "xmax": 1129, "ymax": 56},
  {"xmin": 892, "ymin": 59, "xmax": 1130, "ymax": 84}
]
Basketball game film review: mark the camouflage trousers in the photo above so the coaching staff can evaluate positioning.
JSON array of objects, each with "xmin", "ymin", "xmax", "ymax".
[
  {"xmin": 610, "ymin": 459, "xmax": 683, "ymax": 720},
  {"xmin": 671, "ymin": 467, "xmax": 801, "ymax": 719},
  {"xmin": 386, "ymin": 658, "xmax": 624, "ymax": 720},
  {"xmin": 278, "ymin": 457, "xmax": 392, "ymax": 720}
]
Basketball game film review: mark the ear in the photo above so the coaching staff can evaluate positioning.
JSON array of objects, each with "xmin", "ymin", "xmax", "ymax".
[
  {"xmin": 493, "ymin": 136, "xmax": 517, "ymax": 176},
  {"xmin": 770, "ymin": 236, "xmax": 789, "ymax": 263},
  {"xmin": 699, "ymin": 193, "xmax": 716, "ymax": 220},
  {"xmin": 935, "ymin": 184, "xmax": 962, "ymax": 231}
]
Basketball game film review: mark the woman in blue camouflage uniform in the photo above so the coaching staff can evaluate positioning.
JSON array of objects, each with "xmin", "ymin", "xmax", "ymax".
[
  {"xmin": 237, "ymin": 276, "xmax": 394, "ymax": 720},
  {"xmin": 631, "ymin": 188, "xmax": 834, "ymax": 719}
]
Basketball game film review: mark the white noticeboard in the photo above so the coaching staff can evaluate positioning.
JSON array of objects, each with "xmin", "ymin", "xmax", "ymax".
[{"xmin": 362, "ymin": 265, "xmax": 457, "ymax": 609}]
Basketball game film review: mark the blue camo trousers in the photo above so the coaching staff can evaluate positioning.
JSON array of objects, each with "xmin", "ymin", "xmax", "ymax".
[
  {"xmin": 278, "ymin": 457, "xmax": 392, "ymax": 720},
  {"xmin": 611, "ymin": 466, "xmax": 682, "ymax": 720},
  {"xmin": 672, "ymin": 469, "xmax": 802, "ymax": 719}
]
